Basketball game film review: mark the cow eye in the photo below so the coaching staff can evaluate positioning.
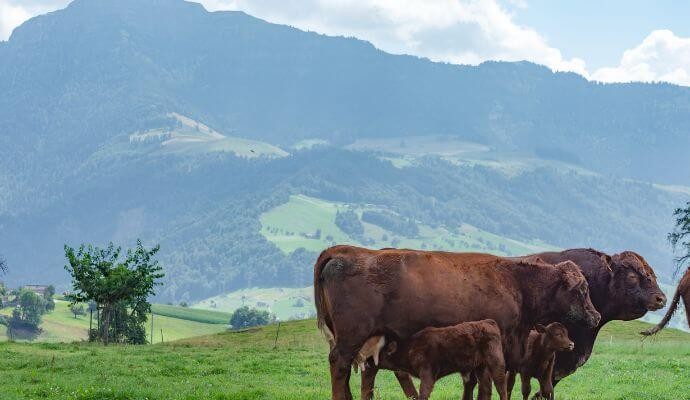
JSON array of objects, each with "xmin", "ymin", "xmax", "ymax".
[{"xmin": 626, "ymin": 273, "xmax": 639, "ymax": 285}]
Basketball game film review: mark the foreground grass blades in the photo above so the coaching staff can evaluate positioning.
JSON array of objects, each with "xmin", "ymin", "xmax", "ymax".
[{"xmin": 0, "ymin": 319, "xmax": 687, "ymax": 400}]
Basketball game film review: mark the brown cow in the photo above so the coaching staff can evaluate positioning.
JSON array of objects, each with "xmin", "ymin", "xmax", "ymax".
[
  {"xmin": 642, "ymin": 266, "xmax": 690, "ymax": 335},
  {"xmin": 371, "ymin": 319, "xmax": 508, "ymax": 400},
  {"xmin": 506, "ymin": 322, "xmax": 574, "ymax": 400},
  {"xmin": 313, "ymin": 246, "xmax": 601, "ymax": 400}
]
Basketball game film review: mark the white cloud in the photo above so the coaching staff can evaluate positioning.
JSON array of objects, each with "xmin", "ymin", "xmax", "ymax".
[
  {"xmin": 592, "ymin": 30, "xmax": 690, "ymax": 86},
  {"xmin": 204, "ymin": 0, "xmax": 587, "ymax": 75},
  {"xmin": 0, "ymin": 2, "xmax": 31, "ymax": 40},
  {"xmin": 0, "ymin": 0, "xmax": 69, "ymax": 40}
]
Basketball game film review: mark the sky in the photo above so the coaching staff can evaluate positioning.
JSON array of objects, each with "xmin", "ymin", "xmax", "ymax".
[{"xmin": 2, "ymin": 0, "xmax": 690, "ymax": 86}]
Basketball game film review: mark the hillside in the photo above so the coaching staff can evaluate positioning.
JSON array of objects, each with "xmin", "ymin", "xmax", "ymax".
[
  {"xmin": 0, "ymin": 0, "xmax": 689, "ymax": 303},
  {"xmin": 0, "ymin": 319, "xmax": 687, "ymax": 399}
]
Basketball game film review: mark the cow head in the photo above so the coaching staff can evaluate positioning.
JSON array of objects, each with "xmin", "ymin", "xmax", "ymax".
[
  {"xmin": 553, "ymin": 261, "xmax": 601, "ymax": 328},
  {"xmin": 603, "ymin": 251, "xmax": 666, "ymax": 320},
  {"xmin": 536, "ymin": 322, "xmax": 574, "ymax": 352}
]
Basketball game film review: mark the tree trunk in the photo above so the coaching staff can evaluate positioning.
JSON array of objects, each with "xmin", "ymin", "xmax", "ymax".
[{"xmin": 101, "ymin": 305, "xmax": 111, "ymax": 345}]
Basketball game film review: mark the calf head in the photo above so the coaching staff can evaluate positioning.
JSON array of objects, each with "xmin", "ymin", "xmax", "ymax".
[
  {"xmin": 552, "ymin": 261, "xmax": 601, "ymax": 328},
  {"xmin": 603, "ymin": 251, "xmax": 666, "ymax": 319},
  {"xmin": 535, "ymin": 322, "xmax": 574, "ymax": 352}
]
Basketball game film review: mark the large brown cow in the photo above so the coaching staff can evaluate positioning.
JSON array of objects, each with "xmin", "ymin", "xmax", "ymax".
[
  {"xmin": 314, "ymin": 246, "xmax": 601, "ymax": 400},
  {"xmin": 642, "ymin": 266, "xmax": 690, "ymax": 335}
]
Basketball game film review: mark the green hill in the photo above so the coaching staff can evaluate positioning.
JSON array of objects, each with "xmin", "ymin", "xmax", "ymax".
[
  {"xmin": 0, "ymin": 319, "xmax": 686, "ymax": 399},
  {"xmin": 260, "ymin": 194, "xmax": 557, "ymax": 255}
]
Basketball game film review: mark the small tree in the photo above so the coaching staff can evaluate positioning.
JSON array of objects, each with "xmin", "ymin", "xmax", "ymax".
[
  {"xmin": 229, "ymin": 306, "xmax": 272, "ymax": 329},
  {"xmin": 44, "ymin": 285, "xmax": 56, "ymax": 311},
  {"xmin": 669, "ymin": 202, "xmax": 690, "ymax": 275},
  {"xmin": 70, "ymin": 304, "xmax": 86, "ymax": 319},
  {"xmin": 0, "ymin": 254, "xmax": 6, "ymax": 274},
  {"xmin": 64, "ymin": 240, "xmax": 164, "ymax": 345}
]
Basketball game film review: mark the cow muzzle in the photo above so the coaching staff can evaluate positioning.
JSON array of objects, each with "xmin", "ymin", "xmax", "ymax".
[
  {"xmin": 584, "ymin": 309, "xmax": 601, "ymax": 328},
  {"xmin": 646, "ymin": 293, "xmax": 667, "ymax": 311}
]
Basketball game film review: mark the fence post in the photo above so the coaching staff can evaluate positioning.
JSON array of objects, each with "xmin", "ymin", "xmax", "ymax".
[{"xmin": 273, "ymin": 321, "xmax": 281, "ymax": 349}]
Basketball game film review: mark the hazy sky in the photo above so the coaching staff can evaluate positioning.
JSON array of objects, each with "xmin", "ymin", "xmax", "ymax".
[{"xmin": 2, "ymin": 0, "xmax": 690, "ymax": 86}]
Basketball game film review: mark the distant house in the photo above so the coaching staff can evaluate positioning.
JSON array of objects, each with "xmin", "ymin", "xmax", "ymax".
[{"xmin": 23, "ymin": 285, "xmax": 50, "ymax": 297}]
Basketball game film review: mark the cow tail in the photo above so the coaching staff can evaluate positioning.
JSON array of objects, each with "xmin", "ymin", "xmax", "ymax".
[
  {"xmin": 641, "ymin": 286, "xmax": 681, "ymax": 336},
  {"xmin": 314, "ymin": 249, "xmax": 335, "ymax": 347}
]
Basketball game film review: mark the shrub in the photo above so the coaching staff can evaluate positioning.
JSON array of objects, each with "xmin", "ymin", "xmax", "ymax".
[{"xmin": 230, "ymin": 306, "xmax": 272, "ymax": 329}]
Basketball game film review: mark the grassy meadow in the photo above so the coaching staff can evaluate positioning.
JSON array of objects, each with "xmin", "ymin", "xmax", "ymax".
[{"xmin": 0, "ymin": 318, "xmax": 687, "ymax": 399}]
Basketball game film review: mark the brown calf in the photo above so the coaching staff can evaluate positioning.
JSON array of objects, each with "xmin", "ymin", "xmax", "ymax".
[
  {"xmin": 370, "ymin": 319, "xmax": 508, "ymax": 400},
  {"xmin": 507, "ymin": 323, "xmax": 574, "ymax": 400}
]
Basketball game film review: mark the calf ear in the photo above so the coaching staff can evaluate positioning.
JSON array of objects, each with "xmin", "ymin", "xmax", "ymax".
[
  {"xmin": 386, "ymin": 341, "xmax": 398, "ymax": 355},
  {"xmin": 535, "ymin": 324, "xmax": 546, "ymax": 333}
]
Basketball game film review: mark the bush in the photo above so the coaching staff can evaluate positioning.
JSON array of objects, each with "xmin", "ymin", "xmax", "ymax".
[{"xmin": 229, "ymin": 306, "xmax": 272, "ymax": 329}]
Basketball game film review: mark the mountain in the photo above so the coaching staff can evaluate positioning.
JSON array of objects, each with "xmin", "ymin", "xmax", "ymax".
[{"xmin": 0, "ymin": 0, "xmax": 688, "ymax": 301}]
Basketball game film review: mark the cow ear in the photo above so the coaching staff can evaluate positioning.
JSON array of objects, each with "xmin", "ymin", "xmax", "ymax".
[
  {"xmin": 535, "ymin": 324, "xmax": 546, "ymax": 333},
  {"xmin": 601, "ymin": 254, "xmax": 614, "ymax": 274}
]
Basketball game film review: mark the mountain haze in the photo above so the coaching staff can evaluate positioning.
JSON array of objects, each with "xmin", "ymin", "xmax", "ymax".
[{"xmin": 0, "ymin": 0, "xmax": 688, "ymax": 301}]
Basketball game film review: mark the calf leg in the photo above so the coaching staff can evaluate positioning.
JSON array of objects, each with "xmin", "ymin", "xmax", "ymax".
[
  {"xmin": 537, "ymin": 377, "xmax": 554, "ymax": 400},
  {"xmin": 328, "ymin": 345, "xmax": 355, "ymax": 400},
  {"xmin": 418, "ymin": 368, "xmax": 436, "ymax": 400},
  {"xmin": 461, "ymin": 372, "xmax": 477, "ymax": 400},
  {"xmin": 506, "ymin": 371, "xmax": 516, "ymax": 399},
  {"xmin": 521, "ymin": 374, "xmax": 532, "ymax": 400},
  {"xmin": 488, "ymin": 365, "xmax": 507, "ymax": 400},
  {"xmin": 533, "ymin": 377, "xmax": 560, "ymax": 399},
  {"xmin": 394, "ymin": 371, "xmax": 419, "ymax": 399},
  {"xmin": 360, "ymin": 366, "xmax": 378, "ymax": 400},
  {"xmin": 477, "ymin": 368, "xmax": 493, "ymax": 400}
]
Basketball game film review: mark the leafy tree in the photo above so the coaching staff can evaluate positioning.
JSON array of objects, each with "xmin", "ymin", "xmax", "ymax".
[
  {"xmin": 0, "ymin": 254, "xmax": 6, "ymax": 274},
  {"xmin": 229, "ymin": 306, "xmax": 272, "ymax": 329},
  {"xmin": 44, "ymin": 285, "xmax": 56, "ymax": 311},
  {"xmin": 70, "ymin": 304, "xmax": 86, "ymax": 318},
  {"xmin": 64, "ymin": 240, "xmax": 164, "ymax": 345},
  {"xmin": 10, "ymin": 289, "xmax": 48, "ymax": 330},
  {"xmin": 669, "ymin": 202, "xmax": 690, "ymax": 275}
]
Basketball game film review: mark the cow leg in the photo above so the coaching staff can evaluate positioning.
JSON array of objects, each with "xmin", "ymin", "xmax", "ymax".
[
  {"xmin": 418, "ymin": 369, "xmax": 435, "ymax": 400},
  {"xmin": 329, "ymin": 345, "xmax": 355, "ymax": 400},
  {"xmin": 394, "ymin": 370, "xmax": 419, "ymax": 399},
  {"xmin": 360, "ymin": 365, "xmax": 378, "ymax": 400},
  {"xmin": 521, "ymin": 374, "xmax": 531, "ymax": 400},
  {"xmin": 461, "ymin": 371, "xmax": 478, "ymax": 400}
]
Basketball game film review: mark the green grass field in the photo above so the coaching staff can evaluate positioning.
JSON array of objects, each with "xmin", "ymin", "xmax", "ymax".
[
  {"xmin": 259, "ymin": 194, "xmax": 556, "ymax": 255},
  {"xmin": 150, "ymin": 304, "xmax": 231, "ymax": 325},
  {"xmin": 0, "ymin": 319, "xmax": 687, "ymax": 399}
]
